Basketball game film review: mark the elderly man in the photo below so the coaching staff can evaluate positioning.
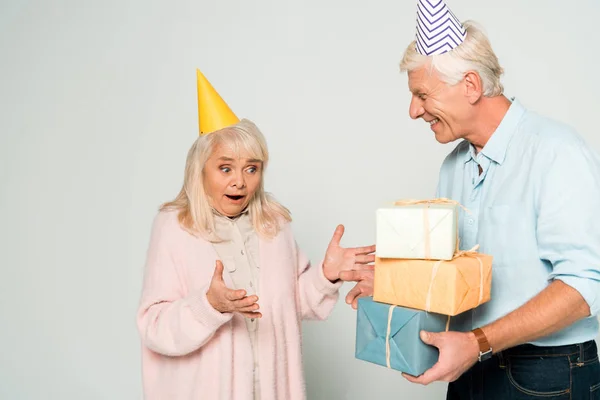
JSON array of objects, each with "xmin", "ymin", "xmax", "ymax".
[{"xmin": 386, "ymin": 1, "xmax": 600, "ymax": 398}]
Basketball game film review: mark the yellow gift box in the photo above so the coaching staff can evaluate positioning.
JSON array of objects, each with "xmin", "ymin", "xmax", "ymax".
[{"xmin": 373, "ymin": 252, "xmax": 493, "ymax": 316}]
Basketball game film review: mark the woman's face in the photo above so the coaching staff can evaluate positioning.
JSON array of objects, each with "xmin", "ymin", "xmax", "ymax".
[{"xmin": 203, "ymin": 144, "xmax": 263, "ymax": 217}]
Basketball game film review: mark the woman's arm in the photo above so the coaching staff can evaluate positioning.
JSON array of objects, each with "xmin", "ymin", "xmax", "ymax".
[
  {"xmin": 296, "ymin": 246, "xmax": 343, "ymax": 320},
  {"xmin": 136, "ymin": 213, "xmax": 233, "ymax": 357}
]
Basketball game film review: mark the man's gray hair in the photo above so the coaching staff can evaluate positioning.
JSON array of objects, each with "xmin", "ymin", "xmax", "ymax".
[{"xmin": 400, "ymin": 21, "xmax": 504, "ymax": 97}]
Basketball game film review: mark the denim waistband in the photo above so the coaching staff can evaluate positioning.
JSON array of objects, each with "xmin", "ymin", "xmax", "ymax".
[{"xmin": 501, "ymin": 340, "xmax": 597, "ymax": 362}]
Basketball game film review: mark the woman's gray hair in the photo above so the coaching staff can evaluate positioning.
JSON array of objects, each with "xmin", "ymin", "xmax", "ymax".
[
  {"xmin": 161, "ymin": 119, "xmax": 291, "ymax": 241},
  {"xmin": 400, "ymin": 21, "xmax": 504, "ymax": 97}
]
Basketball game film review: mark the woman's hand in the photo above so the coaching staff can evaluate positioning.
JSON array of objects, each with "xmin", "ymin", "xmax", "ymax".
[
  {"xmin": 322, "ymin": 225, "xmax": 375, "ymax": 283},
  {"xmin": 206, "ymin": 260, "xmax": 262, "ymax": 319}
]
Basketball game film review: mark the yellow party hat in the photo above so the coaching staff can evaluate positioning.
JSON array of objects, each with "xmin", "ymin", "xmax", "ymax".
[{"xmin": 196, "ymin": 69, "xmax": 240, "ymax": 135}]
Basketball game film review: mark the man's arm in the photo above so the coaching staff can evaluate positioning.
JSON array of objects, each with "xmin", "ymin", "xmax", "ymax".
[
  {"xmin": 481, "ymin": 280, "xmax": 590, "ymax": 354},
  {"xmin": 404, "ymin": 138, "xmax": 600, "ymax": 385},
  {"xmin": 403, "ymin": 280, "xmax": 590, "ymax": 385}
]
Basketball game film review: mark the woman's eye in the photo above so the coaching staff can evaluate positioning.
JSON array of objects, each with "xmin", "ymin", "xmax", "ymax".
[
  {"xmin": 220, "ymin": 167, "xmax": 231, "ymax": 173},
  {"xmin": 247, "ymin": 166, "xmax": 257, "ymax": 174}
]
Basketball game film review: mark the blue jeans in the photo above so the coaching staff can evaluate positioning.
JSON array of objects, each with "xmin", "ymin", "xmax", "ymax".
[{"xmin": 446, "ymin": 340, "xmax": 600, "ymax": 399}]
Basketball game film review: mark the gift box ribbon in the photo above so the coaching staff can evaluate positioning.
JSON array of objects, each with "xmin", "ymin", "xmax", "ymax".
[
  {"xmin": 384, "ymin": 199, "xmax": 484, "ymax": 369},
  {"xmin": 385, "ymin": 305, "xmax": 451, "ymax": 369},
  {"xmin": 393, "ymin": 198, "xmax": 468, "ymax": 259},
  {"xmin": 425, "ymin": 245, "xmax": 485, "ymax": 312}
]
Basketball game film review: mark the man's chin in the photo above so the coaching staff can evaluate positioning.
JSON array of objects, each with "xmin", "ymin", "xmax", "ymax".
[
  {"xmin": 433, "ymin": 132, "xmax": 454, "ymax": 144},
  {"xmin": 433, "ymin": 127, "xmax": 464, "ymax": 144}
]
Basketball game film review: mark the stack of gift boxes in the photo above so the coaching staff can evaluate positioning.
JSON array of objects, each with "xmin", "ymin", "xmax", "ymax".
[{"xmin": 355, "ymin": 200, "xmax": 493, "ymax": 376}]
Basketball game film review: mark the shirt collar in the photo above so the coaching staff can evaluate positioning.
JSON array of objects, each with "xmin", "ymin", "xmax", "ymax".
[
  {"xmin": 463, "ymin": 97, "xmax": 526, "ymax": 165},
  {"xmin": 212, "ymin": 207, "xmax": 253, "ymax": 236},
  {"xmin": 212, "ymin": 206, "xmax": 250, "ymax": 219}
]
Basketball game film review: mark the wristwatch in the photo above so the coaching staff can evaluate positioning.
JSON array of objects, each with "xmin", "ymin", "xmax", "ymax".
[{"xmin": 472, "ymin": 328, "xmax": 493, "ymax": 362}]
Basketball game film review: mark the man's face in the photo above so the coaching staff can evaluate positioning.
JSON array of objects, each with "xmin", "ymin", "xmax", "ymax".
[{"xmin": 407, "ymin": 66, "xmax": 470, "ymax": 144}]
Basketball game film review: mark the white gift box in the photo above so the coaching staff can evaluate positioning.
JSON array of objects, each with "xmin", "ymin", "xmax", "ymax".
[{"xmin": 376, "ymin": 203, "xmax": 458, "ymax": 260}]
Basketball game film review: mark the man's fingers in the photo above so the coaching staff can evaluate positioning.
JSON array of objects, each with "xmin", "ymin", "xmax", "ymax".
[
  {"xmin": 420, "ymin": 331, "xmax": 439, "ymax": 347},
  {"xmin": 345, "ymin": 284, "xmax": 363, "ymax": 305},
  {"xmin": 225, "ymin": 288, "xmax": 247, "ymax": 301},
  {"xmin": 402, "ymin": 371, "xmax": 433, "ymax": 385},
  {"xmin": 348, "ymin": 288, "xmax": 371, "ymax": 307},
  {"xmin": 401, "ymin": 372, "xmax": 422, "ymax": 384},
  {"xmin": 402, "ymin": 363, "xmax": 443, "ymax": 385}
]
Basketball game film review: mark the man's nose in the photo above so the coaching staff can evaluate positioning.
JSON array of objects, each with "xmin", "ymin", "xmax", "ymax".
[{"xmin": 409, "ymin": 97, "xmax": 425, "ymax": 120}]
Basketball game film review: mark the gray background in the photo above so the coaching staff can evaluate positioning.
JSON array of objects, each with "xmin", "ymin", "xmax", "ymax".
[{"xmin": 1, "ymin": 0, "xmax": 598, "ymax": 398}]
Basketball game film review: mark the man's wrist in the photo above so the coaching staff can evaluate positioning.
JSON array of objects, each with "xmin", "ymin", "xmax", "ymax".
[{"xmin": 472, "ymin": 327, "xmax": 493, "ymax": 362}]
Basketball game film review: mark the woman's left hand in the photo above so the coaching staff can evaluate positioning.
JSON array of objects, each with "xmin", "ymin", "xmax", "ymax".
[{"xmin": 322, "ymin": 224, "xmax": 375, "ymax": 283}]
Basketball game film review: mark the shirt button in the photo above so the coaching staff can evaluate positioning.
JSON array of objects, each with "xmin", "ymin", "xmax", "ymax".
[
  {"xmin": 241, "ymin": 249, "xmax": 245, "ymax": 255},
  {"xmin": 468, "ymin": 219, "xmax": 474, "ymax": 225},
  {"xmin": 251, "ymin": 318, "xmax": 255, "ymax": 322},
  {"xmin": 249, "ymin": 281, "xmax": 253, "ymax": 287}
]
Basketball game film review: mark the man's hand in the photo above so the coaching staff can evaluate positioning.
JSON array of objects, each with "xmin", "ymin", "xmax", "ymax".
[
  {"xmin": 322, "ymin": 224, "xmax": 375, "ymax": 282},
  {"xmin": 402, "ymin": 330, "xmax": 480, "ymax": 385},
  {"xmin": 343, "ymin": 275, "xmax": 374, "ymax": 309},
  {"xmin": 206, "ymin": 260, "xmax": 262, "ymax": 319}
]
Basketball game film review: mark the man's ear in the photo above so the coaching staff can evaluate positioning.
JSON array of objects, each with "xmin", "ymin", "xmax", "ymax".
[{"xmin": 464, "ymin": 71, "xmax": 483, "ymax": 104}]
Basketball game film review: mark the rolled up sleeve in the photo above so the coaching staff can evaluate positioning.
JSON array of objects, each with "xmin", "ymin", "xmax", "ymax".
[{"xmin": 537, "ymin": 141, "xmax": 600, "ymax": 316}]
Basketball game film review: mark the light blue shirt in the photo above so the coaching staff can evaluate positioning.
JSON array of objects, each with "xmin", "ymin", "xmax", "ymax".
[{"xmin": 437, "ymin": 98, "xmax": 600, "ymax": 346}]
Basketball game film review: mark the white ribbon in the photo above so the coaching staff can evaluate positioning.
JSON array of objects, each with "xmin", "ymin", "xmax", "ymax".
[
  {"xmin": 425, "ymin": 260, "xmax": 445, "ymax": 312},
  {"xmin": 394, "ymin": 198, "xmax": 470, "ymax": 259},
  {"xmin": 385, "ymin": 304, "xmax": 452, "ymax": 370},
  {"xmin": 385, "ymin": 305, "xmax": 396, "ymax": 368},
  {"xmin": 424, "ymin": 245, "xmax": 485, "ymax": 313}
]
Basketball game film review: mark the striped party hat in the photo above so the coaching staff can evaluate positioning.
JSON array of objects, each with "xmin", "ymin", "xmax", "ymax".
[{"xmin": 415, "ymin": 0, "xmax": 466, "ymax": 56}]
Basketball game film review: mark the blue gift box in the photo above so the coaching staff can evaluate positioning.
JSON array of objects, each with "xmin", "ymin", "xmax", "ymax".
[{"xmin": 355, "ymin": 297, "xmax": 452, "ymax": 376}]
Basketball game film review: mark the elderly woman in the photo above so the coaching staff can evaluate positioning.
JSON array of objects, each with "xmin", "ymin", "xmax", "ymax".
[{"xmin": 136, "ymin": 71, "xmax": 374, "ymax": 400}]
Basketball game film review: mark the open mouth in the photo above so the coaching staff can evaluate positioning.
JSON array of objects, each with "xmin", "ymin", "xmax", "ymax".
[{"xmin": 225, "ymin": 195, "xmax": 245, "ymax": 201}]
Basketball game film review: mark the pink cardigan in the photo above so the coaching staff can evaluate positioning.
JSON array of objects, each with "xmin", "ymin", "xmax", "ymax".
[{"xmin": 137, "ymin": 211, "xmax": 342, "ymax": 400}]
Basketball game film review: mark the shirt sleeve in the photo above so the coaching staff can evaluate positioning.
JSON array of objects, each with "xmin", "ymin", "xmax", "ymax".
[{"xmin": 537, "ymin": 140, "xmax": 600, "ymax": 316}]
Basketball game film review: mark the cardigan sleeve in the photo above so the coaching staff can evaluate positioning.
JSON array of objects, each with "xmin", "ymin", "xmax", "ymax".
[
  {"xmin": 136, "ymin": 212, "xmax": 233, "ymax": 357},
  {"xmin": 296, "ymin": 242, "xmax": 342, "ymax": 320}
]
